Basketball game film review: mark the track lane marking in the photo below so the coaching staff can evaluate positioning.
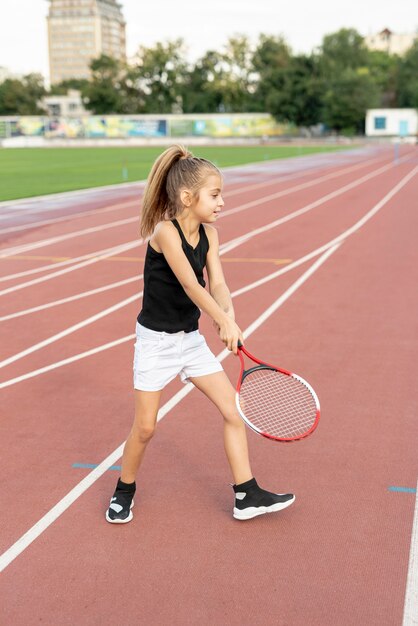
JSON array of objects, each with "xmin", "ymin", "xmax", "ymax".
[
  {"xmin": 0, "ymin": 293, "xmax": 139, "ymax": 369},
  {"xmin": 0, "ymin": 243, "xmax": 340, "ymax": 573},
  {"xmin": 0, "ymin": 198, "xmax": 141, "ymax": 235},
  {"xmin": 403, "ymin": 478, "xmax": 418, "ymax": 626},
  {"xmin": 0, "ymin": 153, "xmax": 401, "ymax": 258},
  {"xmin": 0, "ymin": 240, "xmax": 142, "ymax": 283},
  {"xmin": 0, "ymin": 275, "xmax": 142, "ymax": 322},
  {"xmin": 0, "ymin": 155, "xmax": 413, "ymax": 294},
  {"xmin": 0, "ymin": 149, "xmax": 383, "ymax": 220},
  {"xmin": 1, "ymin": 163, "xmax": 416, "ymax": 369},
  {"xmin": 0, "ymin": 246, "xmax": 317, "ymax": 385},
  {"xmin": 0, "ymin": 240, "xmax": 141, "ymax": 295},
  {"xmin": 0, "ymin": 215, "xmax": 140, "ymax": 259}
]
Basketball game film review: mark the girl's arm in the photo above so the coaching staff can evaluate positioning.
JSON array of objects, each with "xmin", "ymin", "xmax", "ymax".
[
  {"xmin": 204, "ymin": 225, "xmax": 235, "ymax": 320},
  {"xmin": 153, "ymin": 221, "xmax": 243, "ymax": 353}
]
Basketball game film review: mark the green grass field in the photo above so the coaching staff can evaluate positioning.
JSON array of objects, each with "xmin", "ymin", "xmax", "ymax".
[{"xmin": 0, "ymin": 145, "xmax": 353, "ymax": 202}]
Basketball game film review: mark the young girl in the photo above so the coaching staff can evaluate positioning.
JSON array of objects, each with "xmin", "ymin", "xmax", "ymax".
[{"xmin": 106, "ymin": 145, "xmax": 295, "ymax": 523}]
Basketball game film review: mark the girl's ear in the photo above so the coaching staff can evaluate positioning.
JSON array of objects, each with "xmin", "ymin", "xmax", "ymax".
[{"xmin": 180, "ymin": 188, "xmax": 193, "ymax": 208}]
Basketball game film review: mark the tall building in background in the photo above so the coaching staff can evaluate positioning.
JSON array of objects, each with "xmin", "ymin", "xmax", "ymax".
[
  {"xmin": 47, "ymin": 0, "xmax": 126, "ymax": 84},
  {"xmin": 364, "ymin": 28, "xmax": 416, "ymax": 56}
]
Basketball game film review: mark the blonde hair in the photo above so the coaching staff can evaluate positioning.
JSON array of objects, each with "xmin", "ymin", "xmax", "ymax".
[{"xmin": 140, "ymin": 145, "xmax": 220, "ymax": 238}]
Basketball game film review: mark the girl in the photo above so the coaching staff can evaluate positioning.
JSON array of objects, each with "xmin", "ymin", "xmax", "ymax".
[{"xmin": 106, "ymin": 145, "xmax": 295, "ymax": 523}]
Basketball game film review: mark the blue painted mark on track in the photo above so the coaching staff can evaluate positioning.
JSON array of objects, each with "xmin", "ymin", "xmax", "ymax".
[
  {"xmin": 388, "ymin": 486, "xmax": 417, "ymax": 494},
  {"xmin": 72, "ymin": 463, "xmax": 121, "ymax": 471}
]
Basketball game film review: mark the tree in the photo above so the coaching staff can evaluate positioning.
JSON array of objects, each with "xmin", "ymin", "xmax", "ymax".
[
  {"xmin": 319, "ymin": 28, "xmax": 369, "ymax": 74},
  {"xmin": 129, "ymin": 40, "xmax": 187, "ymax": 113},
  {"xmin": 49, "ymin": 78, "xmax": 90, "ymax": 96},
  {"xmin": 396, "ymin": 39, "xmax": 418, "ymax": 107},
  {"xmin": 367, "ymin": 50, "xmax": 399, "ymax": 107},
  {"xmin": 261, "ymin": 54, "xmax": 324, "ymax": 127},
  {"xmin": 181, "ymin": 50, "xmax": 225, "ymax": 113},
  {"xmin": 318, "ymin": 29, "xmax": 380, "ymax": 133},
  {"xmin": 219, "ymin": 35, "xmax": 257, "ymax": 112},
  {"xmin": 322, "ymin": 68, "xmax": 379, "ymax": 134},
  {"xmin": 83, "ymin": 55, "xmax": 123, "ymax": 114},
  {"xmin": 0, "ymin": 73, "xmax": 46, "ymax": 115},
  {"xmin": 252, "ymin": 35, "xmax": 292, "ymax": 112}
]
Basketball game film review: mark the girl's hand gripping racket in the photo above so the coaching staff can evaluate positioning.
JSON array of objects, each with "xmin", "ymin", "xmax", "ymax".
[{"xmin": 235, "ymin": 342, "xmax": 320, "ymax": 442}]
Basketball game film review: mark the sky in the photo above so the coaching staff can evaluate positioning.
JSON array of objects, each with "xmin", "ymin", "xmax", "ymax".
[{"xmin": 0, "ymin": 0, "xmax": 417, "ymax": 81}]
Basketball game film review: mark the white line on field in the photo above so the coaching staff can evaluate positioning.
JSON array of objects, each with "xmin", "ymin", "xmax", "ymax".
[
  {"xmin": 0, "ymin": 240, "xmax": 141, "ymax": 295},
  {"xmin": 1, "ymin": 163, "xmax": 416, "ymax": 365},
  {"xmin": 403, "ymin": 478, "xmax": 418, "ymax": 626},
  {"xmin": 0, "ymin": 239, "xmax": 142, "ymax": 283},
  {"xmin": 0, "ymin": 154, "xmax": 409, "ymax": 295},
  {"xmin": 0, "ymin": 147, "xmax": 380, "ymax": 212},
  {"xmin": 0, "ymin": 242, "xmax": 340, "ymax": 573},
  {"xmin": 0, "ymin": 215, "xmax": 139, "ymax": 259},
  {"xmin": 0, "ymin": 275, "xmax": 142, "ymax": 322},
  {"xmin": 0, "ymin": 163, "xmax": 325, "ymax": 234},
  {"xmin": 220, "ymin": 160, "xmax": 418, "ymax": 254},
  {"xmin": 0, "ymin": 152, "xmax": 397, "ymax": 256},
  {"xmin": 0, "ymin": 293, "xmax": 139, "ymax": 369},
  {"xmin": 0, "ymin": 198, "xmax": 140, "ymax": 235}
]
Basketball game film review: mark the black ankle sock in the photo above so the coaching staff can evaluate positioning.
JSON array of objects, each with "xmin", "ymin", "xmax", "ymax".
[
  {"xmin": 116, "ymin": 478, "xmax": 136, "ymax": 492},
  {"xmin": 234, "ymin": 477, "xmax": 257, "ymax": 492}
]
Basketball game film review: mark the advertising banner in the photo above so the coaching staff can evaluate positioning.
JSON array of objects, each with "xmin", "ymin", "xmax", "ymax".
[{"xmin": 0, "ymin": 114, "xmax": 295, "ymax": 140}]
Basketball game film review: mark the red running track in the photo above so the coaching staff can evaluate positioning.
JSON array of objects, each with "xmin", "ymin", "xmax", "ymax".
[{"xmin": 0, "ymin": 145, "xmax": 417, "ymax": 625}]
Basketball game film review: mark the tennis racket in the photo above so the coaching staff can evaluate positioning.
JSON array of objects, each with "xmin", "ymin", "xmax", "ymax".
[{"xmin": 235, "ymin": 342, "xmax": 320, "ymax": 442}]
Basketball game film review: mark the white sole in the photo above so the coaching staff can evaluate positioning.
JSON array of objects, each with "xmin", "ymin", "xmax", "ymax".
[
  {"xmin": 105, "ymin": 500, "xmax": 134, "ymax": 524},
  {"xmin": 233, "ymin": 495, "xmax": 295, "ymax": 520}
]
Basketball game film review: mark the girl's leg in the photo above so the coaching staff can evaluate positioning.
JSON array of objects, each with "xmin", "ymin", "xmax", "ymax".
[
  {"xmin": 120, "ymin": 389, "xmax": 162, "ymax": 483},
  {"xmin": 189, "ymin": 371, "xmax": 253, "ymax": 485}
]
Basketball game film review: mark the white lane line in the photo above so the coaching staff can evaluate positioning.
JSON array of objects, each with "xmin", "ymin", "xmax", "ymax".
[
  {"xmin": 0, "ymin": 241, "xmax": 329, "ymax": 388},
  {"xmin": 0, "ymin": 215, "xmax": 139, "ymax": 259},
  {"xmin": 0, "ymin": 198, "xmax": 140, "ymax": 236},
  {"xmin": 0, "ymin": 333, "xmax": 137, "ymax": 389},
  {"xmin": 220, "ymin": 160, "xmax": 418, "ymax": 255},
  {"xmin": 0, "ymin": 146, "xmax": 378, "ymax": 214},
  {"xmin": 0, "ymin": 243, "xmax": 340, "ymax": 572},
  {"xmin": 0, "ymin": 153, "xmax": 393, "ymax": 256},
  {"xmin": 222, "ymin": 153, "xmax": 384, "ymax": 198},
  {"xmin": 0, "ymin": 165, "xmax": 321, "ymax": 234},
  {"xmin": 0, "ymin": 152, "xmax": 404, "ymax": 286},
  {"xmin": 1, "ymin": 163, "xmax": 416, "ymax": 362},
  {"xmin": 0, "ymin": 239, "xmax": 142, "ymax": 283},
  {"xmin": 403, "ymin": 478, "xmax": 418, "ymax": 626},
  {"xmin": 0, "ymin": 275, "xmax": 142, "ymax": 322},
  {"xmin": 0, "ymin": 293, "xmax": 139, "ymax": 369},
  {"xmin": 0, "ymin": 179, "xmax": 147, "ymax": 211},
  {"xmin": 219, "ymin": 154, "xmax": 405, "ymax": 220},
  {"xmin": 0, "ymin": 240, "xmax": 141, "ymax": 296}
]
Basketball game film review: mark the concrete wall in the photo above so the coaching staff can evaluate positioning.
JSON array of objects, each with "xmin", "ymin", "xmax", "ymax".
[{"xmin": 366, "ymin": 109, "xmax": 418, "ymax": 137}]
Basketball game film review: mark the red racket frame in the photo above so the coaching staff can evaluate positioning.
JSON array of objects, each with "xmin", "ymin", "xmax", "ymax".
[{"xmin": 235, "ymin": 343, "xmax": 320, "ymax": 442}]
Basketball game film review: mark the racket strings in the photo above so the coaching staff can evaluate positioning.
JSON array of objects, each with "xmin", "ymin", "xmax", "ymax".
[{"xmin": 238, "ymin": 368, "xmax": 318, "ymax": 439}]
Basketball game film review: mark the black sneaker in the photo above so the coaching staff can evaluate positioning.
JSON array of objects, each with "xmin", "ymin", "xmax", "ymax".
[
  {"xmin": 233, "ymin": 477, "xmax": 295, "ymax": 520},
  {"xmin": 105, "ymin": 478, "xmax": 136, "ymax": 524}
]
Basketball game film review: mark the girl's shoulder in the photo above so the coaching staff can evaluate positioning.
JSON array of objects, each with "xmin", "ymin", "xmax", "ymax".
[
  {"xmin": 153, "ymin": 219, "xmax": 175, "ymax": 235},
  {"xmin": 203, "ymin": 224, "xmax": 219, "ymax": 246}
]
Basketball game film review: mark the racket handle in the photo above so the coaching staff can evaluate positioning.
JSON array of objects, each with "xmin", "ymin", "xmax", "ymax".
[{"xmin": 237, "ymin": 340, "xmax": 243, "ymax": 348}]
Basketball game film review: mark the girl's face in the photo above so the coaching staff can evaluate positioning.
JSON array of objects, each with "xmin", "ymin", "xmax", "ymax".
[{"xmin": 191, "ymin": 174, "xmax": 224, "ymax": 222}]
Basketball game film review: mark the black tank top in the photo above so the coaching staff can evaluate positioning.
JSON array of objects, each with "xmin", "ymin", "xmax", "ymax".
[{"xmin": 137, "ymin": 219, "xmax": 210, "ymax": 332}]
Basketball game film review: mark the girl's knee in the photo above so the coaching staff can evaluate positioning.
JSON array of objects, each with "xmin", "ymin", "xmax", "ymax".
[
  {"xmin": 132, "ymin": 422, "xmax": 156, "ymax": 443},
  {"xmin": 223, "ymin": 404, "xmax": 242, "ymax": 427}
]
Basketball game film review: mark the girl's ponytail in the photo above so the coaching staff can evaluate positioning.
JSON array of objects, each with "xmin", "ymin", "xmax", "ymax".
[{"xmin": 140, "ymin": 145, "xmax": 192, "ymax": 238}]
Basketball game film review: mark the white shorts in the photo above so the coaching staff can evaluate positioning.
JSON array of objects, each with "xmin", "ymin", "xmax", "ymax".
[{"xmin": 133, "ymin": 323, "xmax": 223, "ymax": 391}]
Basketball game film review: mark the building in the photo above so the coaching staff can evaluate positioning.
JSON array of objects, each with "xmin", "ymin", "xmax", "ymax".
[
  {"xmin": 364, "ymin": 28, "xmax": 416, "ymax": 56},
  {"xmin": 47, "ymin": 0, "xmax": 126, "ymax": 84},
  {"xmin": 366, "ymin": 109, "xmax": 418, "ymax": 138},
  {"xmin": 42, "ymin": 90, "xmax": 88, "ymax": 117}
]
